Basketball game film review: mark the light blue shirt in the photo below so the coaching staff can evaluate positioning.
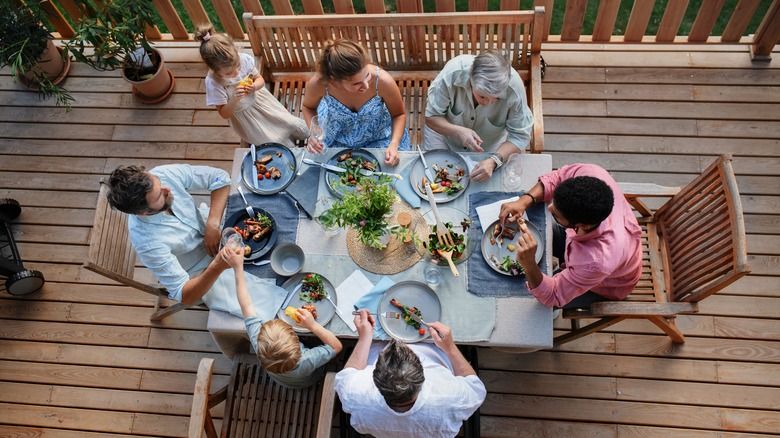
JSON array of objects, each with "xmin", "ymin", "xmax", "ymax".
[
  {"xmin": 128, "ymin": 164, "xmax": 230, "ymax": 301},
  {"xmin": 127, "ymin": 164, "xmax": 288, "ymax": 319},
  {"xmin": 245, "ymin": 316, "xmax": 337, "ymax": 388},
  {"xmin": 425, "ymin": 54, "xmax": 534, "ymax": 151}
]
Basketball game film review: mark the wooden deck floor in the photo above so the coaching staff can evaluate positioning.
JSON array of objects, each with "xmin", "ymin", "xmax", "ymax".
[{"xmin": 1, "ymin": 41, "xmax": 779, "ymax": 437}]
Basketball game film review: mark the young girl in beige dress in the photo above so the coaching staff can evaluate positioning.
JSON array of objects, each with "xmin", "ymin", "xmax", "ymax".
[{"xmin": 195, "ymin": 26, "xmax": 307, "ymax": 147}]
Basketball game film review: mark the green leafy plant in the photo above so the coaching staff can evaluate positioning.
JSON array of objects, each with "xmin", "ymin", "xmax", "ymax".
[
  {"xmin": 65, "ymin": 0, "xmax": 160, "ymax": 80},
  {"xmin": 0, "ymin": 1, "xmax": 73, "ymax": 109},
  {"xmin": 319, "ymin": 177, "xmax": 397, "ymax": 250}
]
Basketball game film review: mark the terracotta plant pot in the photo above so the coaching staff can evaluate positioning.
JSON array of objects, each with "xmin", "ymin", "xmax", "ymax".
[
  {"xmin": 18, "ymin": 39, "xmax": 71, "ymax": 89},
  {"xmin": 120, "ymin": 47, "xmax": 174, "ymax": 104}
]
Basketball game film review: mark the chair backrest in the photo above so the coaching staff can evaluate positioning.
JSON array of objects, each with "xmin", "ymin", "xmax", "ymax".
[
  {"xmin": 223, "ymin": 353, "xmax": 328, "ymax": 438},
  {"xmin": 244, "ymin": 10, "xmax": 544, "ymax": 75},
  {"xmin": 655, "ymin": 154, "xmax": 750, "ymax": 302},
  {"xmin": 84, "ymin": 183, "xmax": 166, "ymax": 297}
]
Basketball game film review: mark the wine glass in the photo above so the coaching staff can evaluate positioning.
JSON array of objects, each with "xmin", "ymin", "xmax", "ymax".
[
  {"xmin": 502, "ymin": 154, "xmax": 524, "ymax": 192},
  {"xmin": 314, "ymin": 197, "xmax": 342, "ymax": 237},
  {"xmin": 221, "ymin": 227, "xmax": 244, "ymax": 250},
  {"xmin": 309, "ymin": 115, "xmax": 325, "ymax": 154}
]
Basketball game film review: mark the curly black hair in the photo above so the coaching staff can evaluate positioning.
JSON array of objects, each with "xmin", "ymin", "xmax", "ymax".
[
  {"xmin": 106, "ymin": 165, "xmax": 153, "ymax": 214},
  {"xmin": 552, "ymin": 176, "xmax": 614, "ymax": 226}
]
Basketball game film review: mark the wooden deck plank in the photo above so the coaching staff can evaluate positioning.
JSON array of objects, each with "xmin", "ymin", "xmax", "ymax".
[{"xmin": 1, "ymin": 41, "xmax": 779, "ymax": 437}]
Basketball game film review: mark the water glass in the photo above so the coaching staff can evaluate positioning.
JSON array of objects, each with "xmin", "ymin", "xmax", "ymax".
[
  {"xmin": 316, "ymin": 213, "xmax": 343, "ymax": 237},
  {"xmin": 423, "ymin": 263, "xmax": 442, "ymax": 287},
  {"xmin": 221, "ymin": 227, "xmax": 243, "ymax": 250},
  {"xmin": 309, "ymin": 116, "xmax": 325, "ymax": 153},
  {"xmin": 502, "ymin": 154, "xmax": 524, "ymax": 192}
]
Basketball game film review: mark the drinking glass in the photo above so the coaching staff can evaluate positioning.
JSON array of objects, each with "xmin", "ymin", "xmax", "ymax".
[
  {"xmin": 221, "ymin": 227, "xmax": 244, "ymax": 250},
  {"xmin": 309, "ymin": 116, "xmax": 325, "ymax": 153},
  {"xmin": 314, "ymin": 197, "xmax": 342, "ymax": 237},
  {"xmin": 502, "ymin": 154, "xmax": 524, "ymax": 192},
  {"xmin": 423, "ymin": 263, "xmax": 442, "ymax": 287}
]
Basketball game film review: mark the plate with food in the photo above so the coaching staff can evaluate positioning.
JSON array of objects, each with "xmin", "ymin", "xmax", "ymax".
[
  {"xmin": 480, "ymin": 219, "xmax": 544, "ymax": 276},
  {"xmin": 414, "ymin": 207, "xmax": 477, "ymax": 265},
  {"xmin": 240, "ymin": 142, "xmax": 297, "ymax": 195},
  {"xmin": 410, "ymin": 150, "xmax": 469, "ymax": 203},
  {"xmin": 378, "ymin": 281, "xmax": 442, "ymax": 343},
  {"xmin": 223, "ymin": 209, "xmax": 277, "ymax": 261},
  {"xmin": 277, "ymin": 273, "xmax": 337, "ymax": 333},
  {"xmin": 324, "ymin": 148, "xmax": 382, "ymax": 198}
]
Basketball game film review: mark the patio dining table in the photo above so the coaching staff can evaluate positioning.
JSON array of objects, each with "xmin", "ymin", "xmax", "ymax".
[{"xmin": 207, "ymin": 148, "xmax": 553, "ymax": 358}]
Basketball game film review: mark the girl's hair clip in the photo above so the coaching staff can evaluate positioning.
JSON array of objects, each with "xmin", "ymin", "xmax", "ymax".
[{"xmin": 203, "ymin": 33, "xmax": 211, "ymax": 41}]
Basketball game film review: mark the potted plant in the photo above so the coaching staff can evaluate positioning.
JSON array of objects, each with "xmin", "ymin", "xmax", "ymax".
[
  {"xmin": 0, "ymin": 1, "xmax": 73, "ymax": 109},
  {"xmin": 65, "ymin": 0, "xmax": 174, "ymax": 103},
  {"xmin": 319, "ymin": 177, "xmax": 398, "ymax": 250}
]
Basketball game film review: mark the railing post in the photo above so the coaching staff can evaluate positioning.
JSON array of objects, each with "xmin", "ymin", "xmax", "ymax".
[{"xmin": 751, "ymin": 0, "xmax": 780, "ymax": 61}]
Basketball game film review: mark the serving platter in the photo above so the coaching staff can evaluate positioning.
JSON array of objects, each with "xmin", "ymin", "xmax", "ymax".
[
  {"xmin": 480, "ymin": 219, "xmax": 543, "ymax": 276},
  {"xmin": 378, "ymin": 281, "xmax": 441, "ymax": 343},
  {"xmin": 409, "ymin": 150, "xmax": 470, "ymax": 203},
  {"xmin": 223, "ymin": 208, "xmax": 277, "ymax": 261},
  {"xmin": 240, "ymin": 142, "xmax": 297, "ymax": 195},
  {"xmin": 324, "ymin": 148, "xmax": 382, "ymax": 198},
  {"xmin": 277, "ymin": 273, "xmax": 337, "ymax": 333}
]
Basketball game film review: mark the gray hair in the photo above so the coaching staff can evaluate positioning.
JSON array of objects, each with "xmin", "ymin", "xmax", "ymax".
[
  {"xmin": 372, "ymin": 340, "xmax": 425, "ymax": 407},
  {"xmin": 470, "ymin": 50, "xmax": 511, "ymax": 97}
]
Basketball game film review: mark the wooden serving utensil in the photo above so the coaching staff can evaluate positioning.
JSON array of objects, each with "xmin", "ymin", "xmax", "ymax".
[{"xmin": 425, "ymin": 183, "xmax": 459, "ymax": 277}]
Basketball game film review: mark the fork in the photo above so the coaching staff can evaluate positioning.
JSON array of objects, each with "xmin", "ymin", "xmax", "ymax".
[
  {"xmin": 236, "ymin": 185, "xmax": 256, "ymax": 219},
  {"xmin": 424, "ymin": 183, "xmax": 459, "ymax": 277}
]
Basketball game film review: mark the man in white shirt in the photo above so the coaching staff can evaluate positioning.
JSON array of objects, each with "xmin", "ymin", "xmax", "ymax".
[{"xmin": 334, "ymin": 310, "xmax": 486, "ymax": 438}]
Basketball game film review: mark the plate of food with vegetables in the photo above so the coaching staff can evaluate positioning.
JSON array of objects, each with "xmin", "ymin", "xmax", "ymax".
[
  {"xmin": 480, "ymin": 218, "xmax": 543, "ymax": 276},
  {"xmin": 324, "ymin": 148, "xmax": 383, "ymax": 198},
  {"xmin": 413, "ymin": 207, "xmax": 477, "ymax": 265},
  {"xmin": 223, "ymin": 208, "xmax": 277, "ymax": 261},
  {"xmin": 277, "ymin": 273, "xmax": 337, "ymax": 333},
  {"xmin": 377, "ymin": 281, "xmax": 441, "ymax": 343},
  {"xmin": 240, "ymin": 142, "xmax": 297, "ymax": 195},
  {"xmin": 410, "ymin": 150, "xmax": 469, "ymax": 203}
]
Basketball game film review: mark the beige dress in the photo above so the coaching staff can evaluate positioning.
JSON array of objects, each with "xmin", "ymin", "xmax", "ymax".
[{"xmin": 227, "ymin": 85, "xmax": 308, "ymax": 148}]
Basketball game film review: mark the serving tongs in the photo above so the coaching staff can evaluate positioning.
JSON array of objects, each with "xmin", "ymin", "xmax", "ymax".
[{"xmin": 424, "ymin": 183, "xmax": 459, "ymax": 277}]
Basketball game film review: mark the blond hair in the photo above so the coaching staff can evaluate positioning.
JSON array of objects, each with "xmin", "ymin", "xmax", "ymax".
[
  {"xmin": 316, "ymin": 39, "xmax": 371, "ymax": 81},
  {"xmin": 193, "ymin": 24, "xmax": 239, "ymax": 72},
  {"xmin": 256, "ymin": 319, "xmax": 301, "ymax": 374}
]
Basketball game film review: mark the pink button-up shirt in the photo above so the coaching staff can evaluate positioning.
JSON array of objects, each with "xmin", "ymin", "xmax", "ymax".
[{"xmin": 530, "ymin": 164, "xmax": 643, "ymax": 307}]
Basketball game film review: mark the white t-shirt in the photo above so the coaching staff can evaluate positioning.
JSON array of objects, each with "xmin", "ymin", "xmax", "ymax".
[
  {"xmin": 204, "ymin": 52, "xmax": 258, "ymax": 106},
  {"xmin": 334, "ymin": 343, "xmax": 486, "ymax": 438}
]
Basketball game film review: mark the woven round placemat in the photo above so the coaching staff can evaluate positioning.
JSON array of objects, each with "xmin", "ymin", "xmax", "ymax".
[{"xmin": 346, "ymin": 201, "xmax": 426, "ymax": 274}]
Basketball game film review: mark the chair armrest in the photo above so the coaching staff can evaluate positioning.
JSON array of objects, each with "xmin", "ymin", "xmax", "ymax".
[
  {"xmin": 189, "ymin": 358, "xmax": 215, "ymax": 438},
  {"xmin": 618, "ymin": 182, "xmax": 680, "ymax": 217},
  {"xmin": 316, "ymin": 371, "xmax": 338, "ymax": 438},
  {"xmin": 590, "ymin": 301, "xmax": 698, "ymax": 317},
  {"xmin": 528, "ymin": 53, "xmax": 544, "ymax": 154}
]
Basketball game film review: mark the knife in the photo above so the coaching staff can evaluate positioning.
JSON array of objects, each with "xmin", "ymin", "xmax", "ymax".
[
  {"xmin": 417, "ymin": 145, "xmax": 436, "ymax": 183},
  {"xmin": 407, "ymin": 311, "xmax": 441, "ymax": 336},
  {"xmin": 303, "ymin": 158, "xmax": 347, "ymax": 173},
  {"xmin": 280, "ymin": 289, "xmax": 296, "ymax": 311},
  {"xmin": 250, "ymin": 144, "xmax": 259, "ymax": 189}
]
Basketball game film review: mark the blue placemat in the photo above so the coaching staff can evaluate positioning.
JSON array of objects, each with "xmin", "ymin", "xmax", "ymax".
[
  {"xmin": 285, "ymin": 167, "xmax": 321, "ymax": 218},
  {"xmin": 467, "ymin": 192, "xmax": 548, "ymax": 297},
  {"xmin": 226, "ymin": 191, "xmax": 299, "ymax": 280}
]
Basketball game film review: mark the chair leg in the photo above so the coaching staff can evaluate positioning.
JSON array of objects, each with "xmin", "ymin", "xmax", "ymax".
[
  {"xmin": 647, "ymin": 316, "xmax": 686, "ymax": 343},
  {"xmin": 554, "ymin": 316, "xmax": 627, "ymax": 347}
]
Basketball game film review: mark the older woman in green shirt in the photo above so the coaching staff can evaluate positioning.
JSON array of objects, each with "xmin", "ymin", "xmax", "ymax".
[{"xmin": 424, "ymin": 51, "xmax": 534, "ymax": 182}]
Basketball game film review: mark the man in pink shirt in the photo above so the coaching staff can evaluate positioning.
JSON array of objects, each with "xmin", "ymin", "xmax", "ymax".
[{"xmin": 499, "ymin": 164, "xmax": 642, "ymax": 308}]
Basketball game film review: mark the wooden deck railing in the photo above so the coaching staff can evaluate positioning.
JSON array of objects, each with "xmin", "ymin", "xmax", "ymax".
[{"xmin": 45, "ymin": 0, "xmax": 780, "ymax": 59}]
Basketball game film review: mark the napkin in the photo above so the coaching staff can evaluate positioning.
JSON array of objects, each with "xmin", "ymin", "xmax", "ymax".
[
  {"xmin": 474, "ymin": 196, "xmax": 528, "ymax": 233},
  {"xmin": 335, "ymin": 270, "xmax": 375, "ymax": 331},
  {"xmin": 285, "ymin": 167, "xmax": 321, "ymax": 218},
  {"xmin": 393, "ymin": 162, "xmax": 421, "ymax": 208},
  {"xmin": 353, "ymin": 276, "xmax": 396, "ymax": 340}
]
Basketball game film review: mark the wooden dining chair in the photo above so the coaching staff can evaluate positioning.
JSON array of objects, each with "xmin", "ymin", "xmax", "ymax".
[
  {"xmin": 189, "ymin": 353, "xmax": 337, "ymax": 438},
  {"xmin": 83, "ymin": 183, "xmax": 194, "ymax": 321},
  {"xmin": 554, "ymin": 154, "xmax": 751, "ymax": 346}
]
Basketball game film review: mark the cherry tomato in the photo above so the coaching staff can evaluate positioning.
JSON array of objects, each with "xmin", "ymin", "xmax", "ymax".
[
  {"xmin": 257, "ymin": 174, "xmax": 264, "ymax": 180},
  {"xmin": 347, "ymin": 174, "xmax": 353, "ymax": 180},
  {"xmin": 306, "ymin": 274, "xmax": 312, "ymax": 279},
  {"xmin": 264, "ymin": 172, "xmax": 271, "ymax": 179},
  {"xmin": 418, "ymin": 328, "xmax": 425, "ymax": 335}
]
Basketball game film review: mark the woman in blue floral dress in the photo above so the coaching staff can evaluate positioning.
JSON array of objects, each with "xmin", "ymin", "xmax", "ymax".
[{"xmin": 302, "ymin": 39, "xmax": 410, "ymax": 167}]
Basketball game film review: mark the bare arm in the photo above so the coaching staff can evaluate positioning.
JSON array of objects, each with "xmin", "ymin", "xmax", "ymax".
[
  {"xmin": 179, "ymin": 256, "xmax": 230, "ymax": 304},
  {"xmin": 222, "ymin": 246, "xmax": 256, "ymax": 317},
  {"xmin": 302, "ymin": 75, "xmax": 327, "ymax": 153},
  {"xmin": 204, "ymin": 185, "xmax": 230, "ymax": 257},
  {"xmin": 498, "ymin": 180, "xmax": 545, "ymax": 225},
  {"xmin": 343, "ymin": 309, "xmax": 375, "ymax": 370},
  {"xmin": 297, "ymin": 309, "xmax": 343, "ymax": 354},
  {"xmin": 428, "ymin": 322, "xmax": 476, "ymax": 377},
  {"xmin": 378, "ymin": 70, "xmax": 407, "ymax": 164}
]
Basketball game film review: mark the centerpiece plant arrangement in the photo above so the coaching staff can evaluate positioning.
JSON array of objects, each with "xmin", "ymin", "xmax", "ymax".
[
  {"xmin": 319, "ymin": 177, "xmax": 399, "ymax": 250},
  {"xmin": 0, "ymin": 1, "xmax": 73, "ymax": 109}
]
